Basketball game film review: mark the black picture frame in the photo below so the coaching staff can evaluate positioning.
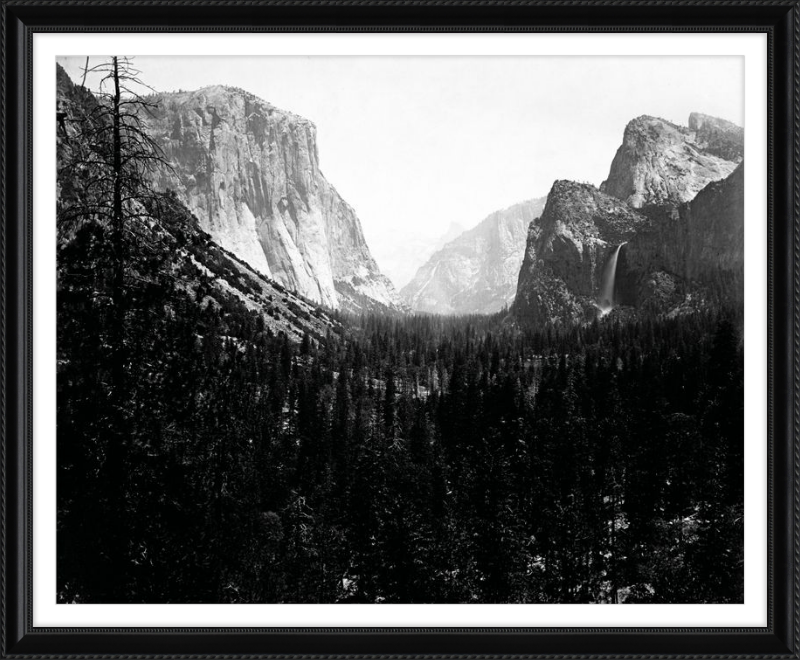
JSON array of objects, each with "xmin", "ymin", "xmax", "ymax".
[{"xmin": 2, "ymin": 1, "xmax": 797, "ymax": 657}]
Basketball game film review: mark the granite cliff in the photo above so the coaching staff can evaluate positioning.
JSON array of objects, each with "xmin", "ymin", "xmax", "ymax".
[
  {"xmin": 513, "ymin": 183, "xmax": 649, "ymax": 323},
  {"xmin": 142, "ymin": 85, "xmax": 404, "ymax": 313},
  {"xmin": 514, "ymin": 112, "xmax": 744, "ymax": 324},
  {"xmin": 401, "ymin": 198, "xmax": 546, "ymax": 315},
  {"xmin": 56, "ymin": 65, "xmax": 342, "ymax": 342}
]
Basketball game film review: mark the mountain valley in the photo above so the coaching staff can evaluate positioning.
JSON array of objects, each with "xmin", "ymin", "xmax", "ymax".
[{"xmin": 55, "ymin": 57, "xmax": 745, "ymax": 607}]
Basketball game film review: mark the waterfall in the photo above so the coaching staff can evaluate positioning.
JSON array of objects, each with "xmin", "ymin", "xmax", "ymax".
[{"xmin": 597, "ymin": 243, "xmax": 625, "ymax": 315}]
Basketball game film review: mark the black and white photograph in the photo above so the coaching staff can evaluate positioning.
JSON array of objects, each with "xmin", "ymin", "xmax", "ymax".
[{"xmin": 55, "ymin": 53, "xmax": 745, "ymax": 606}]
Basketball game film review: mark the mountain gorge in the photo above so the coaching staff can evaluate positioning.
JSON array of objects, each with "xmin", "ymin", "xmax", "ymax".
[
  {"xmin": 401, "ymin": 197, "xmax": 547, "ymax": 315},
  {"xmin": 142, "ymin": 84, "xmax": 403, "ymax": 314}
]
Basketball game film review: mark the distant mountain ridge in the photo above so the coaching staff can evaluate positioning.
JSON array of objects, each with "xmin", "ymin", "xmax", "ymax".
[
  {"xmin": 401, "ymin": 197, "xmax": 547, "ymax": 315},
  {"xmin": 140, "ymin": 84, "xmax": 404, "ymax": 314},
  {"xmin": 369, "ymin": 221, "xmax": 466, "ymax": 291}
]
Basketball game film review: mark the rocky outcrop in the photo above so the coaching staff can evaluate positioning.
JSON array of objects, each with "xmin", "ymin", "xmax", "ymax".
[
  {"xmin": 689, "ymin": 112, "xmax": 744, "ymax": 162},
  {"xmin": 513, "ymin": 182, "xmax": 649, "ymax": 323},
  {"xmin": 401, "ymin": 198, "xmax": 546, "ymax": 315},
  {"xmin": 600, "ymin": 114, "xmax": 742, "ymax": 209},
  {"xmin": 142, "ymin": 85, "xmax": 404, "ymax": 313}
]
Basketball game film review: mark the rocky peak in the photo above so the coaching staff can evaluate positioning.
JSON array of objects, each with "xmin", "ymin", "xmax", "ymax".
[
  {"xmin": 600, "ymin": 113, "xmax": 742, "ymax": 208},
  {"xmin": 621, "ymin": 115, "xmax": 688, "ymax": 151},
  {"xmin": 688, "ymin": 112, "xmax": 744, "ymax": 161}
]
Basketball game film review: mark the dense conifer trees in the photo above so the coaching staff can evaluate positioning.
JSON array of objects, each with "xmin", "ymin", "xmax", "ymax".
[{"xmin": 58, "ymin": 257, "xmax": 745, "ymax": 603}]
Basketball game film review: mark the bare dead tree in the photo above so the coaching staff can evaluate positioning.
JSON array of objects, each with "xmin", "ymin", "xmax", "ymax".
[{"xmin": 57, "ymin": 55, "xmax": 176, "ymax": 600}]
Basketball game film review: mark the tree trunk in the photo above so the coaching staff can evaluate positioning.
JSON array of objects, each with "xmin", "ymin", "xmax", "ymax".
[{"xmin": 103, "ymin": 55, "xmax": 129, "ymax": 601}]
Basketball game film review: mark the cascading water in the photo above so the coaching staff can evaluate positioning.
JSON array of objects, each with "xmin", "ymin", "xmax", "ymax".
[{"xmin": 597, "ymin": 243, "xmax": 625, "ymax": 316}]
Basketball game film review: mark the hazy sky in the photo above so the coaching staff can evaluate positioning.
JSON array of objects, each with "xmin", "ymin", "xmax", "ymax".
[{"xmin": 58, "ymin": 55, "xmax": 743, "ymax": 285}]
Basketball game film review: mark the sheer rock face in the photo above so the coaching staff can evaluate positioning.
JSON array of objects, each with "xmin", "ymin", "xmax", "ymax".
[
  {"xmin": 620, "ymin": 162, "xmax": 745, "ymax": 310},
  {"xmin": 600, "ymin": 114, "xmax": 742, "ymax": 209},
  {"xmin": 143, "ymin": 85, "xmax": 404, "ymax": 313},
  {"xmin": 513, "ymin": 181, "xmax": 650, "ymax": 323},
  {"xmin": 507, "ymin": 112, "xmax": 745, "ymax": 323},
  {"xmin": 400, "ymin": 198, "xmax": 546, "ymax": 315}
]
